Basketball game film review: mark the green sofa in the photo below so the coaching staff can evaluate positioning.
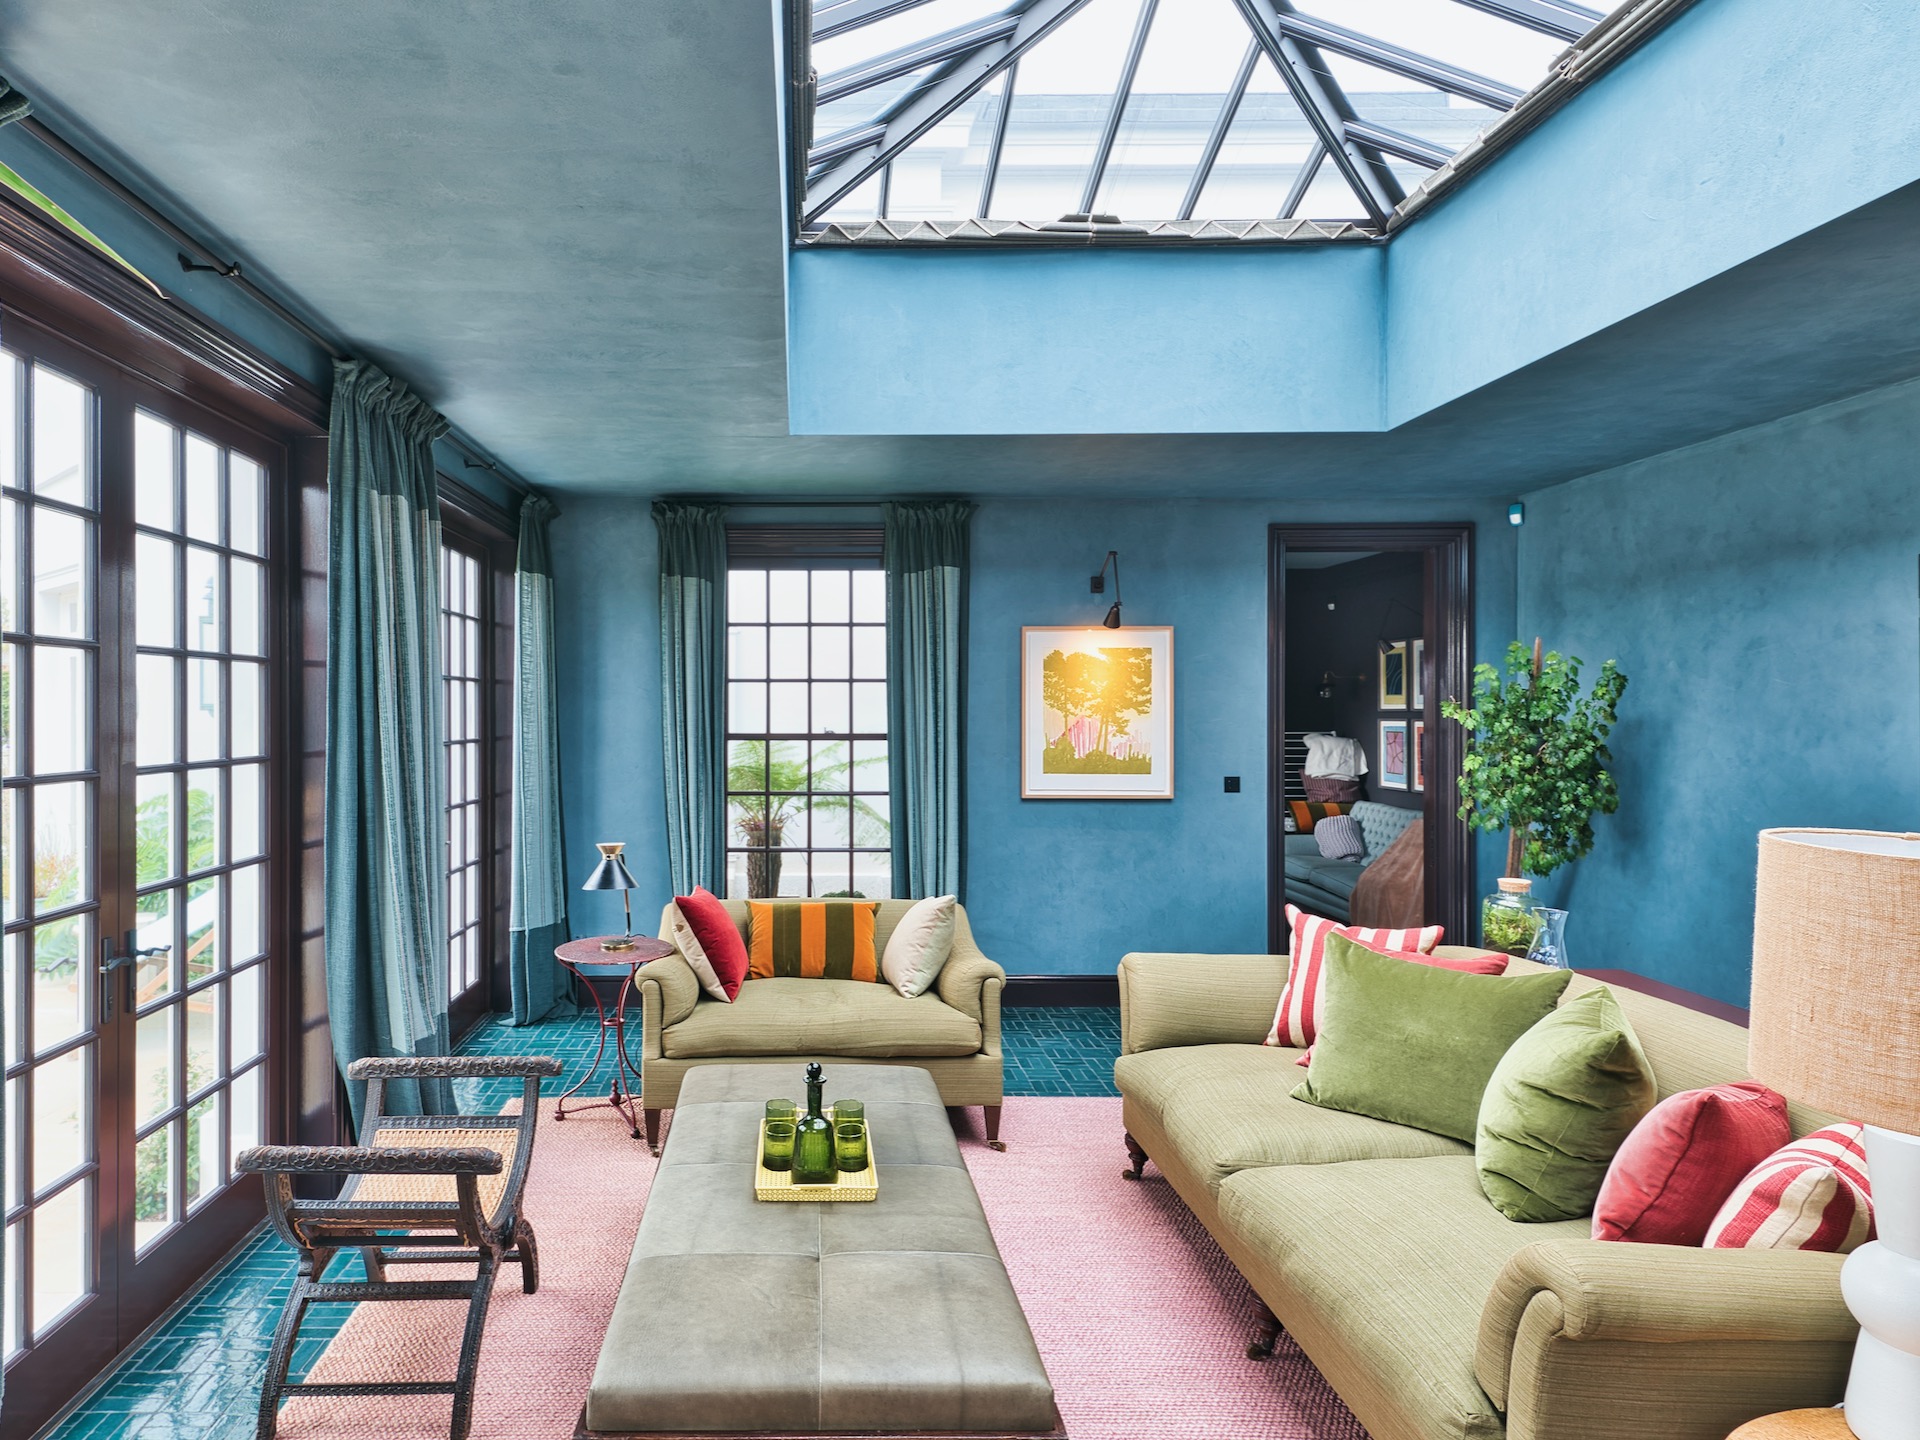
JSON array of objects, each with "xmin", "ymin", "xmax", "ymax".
[
  {"xmin": 635, "ymin": 899, "xmax": 1006, "ymax": 1152},
  {"xmin": 1114, "ymin": 949, "xmax": 1858, "ymax": 1440}
]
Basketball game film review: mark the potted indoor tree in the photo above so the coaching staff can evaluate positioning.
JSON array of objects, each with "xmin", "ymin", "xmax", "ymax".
[
  {"xmin": 728, "ymin": 740, "xmax": 890, "ymax": 898},
  {"xmin": 1441, "ymin": 638, "xmax": 1628, "ymax": 954}
]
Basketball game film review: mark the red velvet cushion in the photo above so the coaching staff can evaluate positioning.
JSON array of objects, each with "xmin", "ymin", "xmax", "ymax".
[
  {"xmin": 1591, "ymin": 1081, "xmax": 1792, "ymax": 1246},
  {"xmin": 674, "ymin": 886, "xmax": 750, "ymax": 1001}
]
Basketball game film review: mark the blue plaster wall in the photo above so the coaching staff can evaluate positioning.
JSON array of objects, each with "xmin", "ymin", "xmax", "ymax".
[
  {"xmin": 551, "ymin": 497, "xmax": 673, "ymax": 939},
  {"xmin": 1385, "ymin": 0, "xmax": 1920, "ymax": 423},
  {"xmin": 1516, "ymin": 373, "xmax": 1920, "ymax": 1007},
  {"xmin": 550, "ymin": 495, "xmax": 1517, "ymax": 974},
  {"xmin": 787, "ymin": 244, "xmax": 1385, "ymax": 435}
]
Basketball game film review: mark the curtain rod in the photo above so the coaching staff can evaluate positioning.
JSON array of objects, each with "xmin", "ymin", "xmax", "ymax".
[{"xmin": 16, "ymin": 113, "xmax": 537, "ymax": 501}]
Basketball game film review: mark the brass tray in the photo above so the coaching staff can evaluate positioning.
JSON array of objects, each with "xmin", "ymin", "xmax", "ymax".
[{"xmin": 753, "ymin": 1128, "xmax": 878, "ymax": 1202}]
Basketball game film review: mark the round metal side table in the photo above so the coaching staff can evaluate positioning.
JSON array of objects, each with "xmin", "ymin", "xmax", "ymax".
[{"xmin": 553, "ymin": 934, "xmax": 674, "ymax": 1139}]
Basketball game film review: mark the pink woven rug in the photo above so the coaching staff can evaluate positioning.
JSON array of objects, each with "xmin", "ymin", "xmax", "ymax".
[{"xmin": 278, "ymin": 1097, "xmax": 1366, "ymax": 1439}]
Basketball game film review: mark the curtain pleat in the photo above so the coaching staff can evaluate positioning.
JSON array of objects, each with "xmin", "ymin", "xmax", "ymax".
[
  {"xmin": 655, "ymin": 501, "xmax": 728, "ymax": 896},
  {"xmin": 508, "ymin": 494, "xmax": 575, "ymax": 1023},
  {"xmin": 324, "ymin": 358, "xmax": 454, "ymax": 1125},
  {"xmin": 885, "ymin": 500, "xmax": 975, "ymax": 900}
]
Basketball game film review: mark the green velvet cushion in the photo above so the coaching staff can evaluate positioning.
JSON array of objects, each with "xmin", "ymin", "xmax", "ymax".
[
  {"xmin": 1291, "ymin": 934, "xmax": 1572, "ymax": 1143},
  {"xmin": 1475, "ymin": 986, "xmax": 1658, "ymax": 1221}
]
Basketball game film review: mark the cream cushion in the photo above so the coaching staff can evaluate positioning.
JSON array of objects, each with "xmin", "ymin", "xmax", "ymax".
[
  {"xmin": 663, "ymin": 900, "xmax": 732, "ymax": 1002},
  {"xmin": 881, "ymin": 895, "xmax": 956, "ymax": 998}
]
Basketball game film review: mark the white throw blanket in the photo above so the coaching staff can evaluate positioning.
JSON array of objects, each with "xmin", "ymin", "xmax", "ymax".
[{"xmin": 1303, "ymin": 732, "xmax": 1367, "ymax": 779}]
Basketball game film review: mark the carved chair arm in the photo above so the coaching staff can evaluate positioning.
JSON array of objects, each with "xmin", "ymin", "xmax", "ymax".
[
  {"xmin": 235, "ymin": 1144, "xmax": 504, "ymax": 1177},
  {"xmin": 345, "ymin": 1056, "xmax": 563, "ymax": 1081}
]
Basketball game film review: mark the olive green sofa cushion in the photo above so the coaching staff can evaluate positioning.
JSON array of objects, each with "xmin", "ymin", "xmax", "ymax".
[{"xmin": 662, "ymin": 975, "xmax": 983, "ymax": 1060}]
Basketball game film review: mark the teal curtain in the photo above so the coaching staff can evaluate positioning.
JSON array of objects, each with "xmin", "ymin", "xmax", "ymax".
[
  {"xmin": 885, "ymin": 500, "xmax": 975, "ymax": 900},
  {"xmin": 655, "ymin": 501, "xmax": 728, "ymax": 895},
  {"xmin": 509, "ymin": 494, "xmax": 575, "ymax": 1023},
  {"xmin": 324, "ymin": 358, "xmax": 454, "ymax": 1124}
]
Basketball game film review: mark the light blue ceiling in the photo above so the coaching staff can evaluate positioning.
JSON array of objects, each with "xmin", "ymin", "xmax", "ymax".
[{"xmin": 0, "ymin": 0, "xmax": 1915, "ymax": 498}]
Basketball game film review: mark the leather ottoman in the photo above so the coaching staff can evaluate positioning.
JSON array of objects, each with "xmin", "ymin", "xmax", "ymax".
[{"xmin": 581, "ymin": 1063, "xmax": 1061, "ymax": 1438}]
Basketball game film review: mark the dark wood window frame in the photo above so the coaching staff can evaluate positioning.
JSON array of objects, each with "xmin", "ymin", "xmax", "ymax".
[
  {"xmin": 0, "ymin": 179, "xmax": 322, "ymax": 1440},
  {"xmin": 1267, "ymin": 523, "xmax": 1476, "ymax": 950},
  {"xmin": 437, "ymin": 502, "xmax": 515, "ymax": 1038}
]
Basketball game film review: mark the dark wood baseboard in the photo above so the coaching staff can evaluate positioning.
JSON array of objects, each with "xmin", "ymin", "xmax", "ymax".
[{"xmin": 1002, "ymin": 975, "xmax": 1118, "ymax": 1007}]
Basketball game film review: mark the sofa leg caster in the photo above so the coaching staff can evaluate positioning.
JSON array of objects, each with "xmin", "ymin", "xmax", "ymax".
[
  {"xmin": 1122, "ymin": 1131, "xmax": 1147, "ymax": 1180},
  {"xmin": 1247, "ymin": 1304, "xmax": 1281, "ymax": 1360},
  {"xmin": 984, "ymin": 1105, "xmax": 1007, "ymax": 1152},
  {"xmin": 643, "ymin": 1108, "xmax": 662, "ymax": 1155}
]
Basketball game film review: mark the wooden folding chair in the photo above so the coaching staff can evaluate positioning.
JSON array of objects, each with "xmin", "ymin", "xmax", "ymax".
[{"xmin": 236, "ymin": 1055, "xmax": 563, "ymax": 1440}]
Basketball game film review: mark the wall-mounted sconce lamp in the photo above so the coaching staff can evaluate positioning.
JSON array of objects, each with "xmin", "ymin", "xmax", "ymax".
[
  {"xmin": 1319, "ymin": 670, "xmax": 1367, "ymax": 699},
  {"xmin": 1090, "ymin": 550, "xmax": 1123, "ymax": 629},
  {"xmin": 1508, "ymin": 502, "xmax": 1526, "ymax": 526}
]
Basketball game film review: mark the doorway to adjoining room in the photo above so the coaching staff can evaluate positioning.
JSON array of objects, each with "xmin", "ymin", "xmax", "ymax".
[{"xmin": 1267, "ymin": 524, "xmax": 1475, "ymax": 950}]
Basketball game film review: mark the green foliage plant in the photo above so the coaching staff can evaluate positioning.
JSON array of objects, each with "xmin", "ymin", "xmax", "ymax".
[{"xmin": 1440, "ymin": 639, "xmax": 1628, "ymax": 880}]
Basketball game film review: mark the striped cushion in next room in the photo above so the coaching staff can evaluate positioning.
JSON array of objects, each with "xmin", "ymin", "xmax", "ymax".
[
  {"xmin": 1705, "ymin": 1122, "xmax": 1875, "ymax": 1253},
  {"xmin": 747, "ymin": 900, "xmax": 882, "ymax": 982}
]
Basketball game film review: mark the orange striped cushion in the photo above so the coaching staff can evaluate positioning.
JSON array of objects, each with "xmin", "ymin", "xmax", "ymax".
[
  {"xmin": 1288, "ymin": 801, "xmax": 1351, "ymax": 833},
  {"xmin": 746, "ymin": 901, "xmax": 881, "ymax": 982}
]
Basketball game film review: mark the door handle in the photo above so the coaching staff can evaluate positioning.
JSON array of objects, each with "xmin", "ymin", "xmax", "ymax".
[{"xmin": 100, "ymin": 933, "xmax": 170, "ymax": 1024}]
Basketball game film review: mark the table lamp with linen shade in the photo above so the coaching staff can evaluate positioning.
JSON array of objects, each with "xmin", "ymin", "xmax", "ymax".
[
  {"xmin": 582, "ymin": 841, "xmax": 639, "ymax": 952},
  {"xmin": 1748, "ymin": 829, "xmax": 1920, "ymax": 1440}
]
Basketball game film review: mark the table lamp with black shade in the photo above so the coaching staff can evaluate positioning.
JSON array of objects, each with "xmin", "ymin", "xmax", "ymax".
[{"xmin": 583, "ymin": 841, "xmax": 639, "ymax": 952}]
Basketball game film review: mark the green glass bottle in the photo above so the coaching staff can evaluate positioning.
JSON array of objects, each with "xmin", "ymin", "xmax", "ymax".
[{"xmin": 792, "ymin": 1062, "xmax": 836, "ymax": 1185}]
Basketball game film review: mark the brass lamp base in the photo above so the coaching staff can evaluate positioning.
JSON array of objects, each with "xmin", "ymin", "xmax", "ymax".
[{"xmin": 600, "ymin": 936, "xmax": 636, "ymax": 953}]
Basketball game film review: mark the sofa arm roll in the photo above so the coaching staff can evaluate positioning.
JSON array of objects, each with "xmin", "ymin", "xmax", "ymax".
[
  {"xmin": 1117, "ymin": 952, "xmax": 1287, "ymax": 1055},
  {"xmin": 1477, "ymin": 1239, "xmax": 1854, "ymax": 1424},
  {"xmin": 638, "ymin": 951, "xmax": 702, "ymax": 1034},
  {"xmin": 936, "ymin": 910, "xmax": 1003, "ymax": 1029}
]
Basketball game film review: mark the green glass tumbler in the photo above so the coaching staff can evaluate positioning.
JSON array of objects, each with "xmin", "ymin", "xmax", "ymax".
[
  {"xmin": 765, "ymin": 1099, "xmax": 797, "ymax": 1122},
  {"xmin": 762, "ymin": 1119, "xmax": 796, "ymax": 1173},
  {"xmin": 835, "ymin": 1120, "xmax": 869, "ymax": 1173},
  {"xmin": 829, "ymin": 1098, "xmax": 864, "ymax": 1125}
]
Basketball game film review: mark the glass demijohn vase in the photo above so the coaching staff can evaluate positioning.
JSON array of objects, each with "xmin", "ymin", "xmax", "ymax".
[
  {"xmin": 1527, "ymin": 907, "xmax": 1571, "ymax": 969},
  {"xmin": 792, "ymin": 1062, "xmax": 836, "ymax": 1185},
  {"xmin": 1482, "ymin": 876, "xmax": 1543, "ymax": 958}
]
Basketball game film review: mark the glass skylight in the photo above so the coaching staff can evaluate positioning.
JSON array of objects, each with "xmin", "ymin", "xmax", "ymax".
[{"xmin": 794, "ymin": 0, "xmax": 1609, "ymax": 239}]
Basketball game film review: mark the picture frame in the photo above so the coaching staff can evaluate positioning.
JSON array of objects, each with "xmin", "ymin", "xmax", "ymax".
[
  {"xmin": 1378, "ymin": 719, "xmax": 1410, "ymax": 790},
  {"xmin": 1021, "ymin": 625, "xmax": 1174, "ymax": 800},
  {"xmin": 1411, "ymin": 638, "xmax": 1426, "ymax": 711},
  {"xmin": 1412, "ymin": 718, "xmax": 1426, "ymax": 791},
  {"xmin": 1378, "ymin": 641, "xmax": 1409, "ymax": 709}
]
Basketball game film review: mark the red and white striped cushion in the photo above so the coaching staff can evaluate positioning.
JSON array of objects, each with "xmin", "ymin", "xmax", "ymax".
[
  {"xmin": 1264, "ymin": 904, "xmax": 1443, "ymax": 1048},
  {"xmin": 1704, "ymin": 1123, "xmax": 1875, "ymax": 1254}
]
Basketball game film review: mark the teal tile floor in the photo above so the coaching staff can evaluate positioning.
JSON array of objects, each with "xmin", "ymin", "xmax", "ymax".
[{"xmin": 40, "ymin": 1003, "xmax": 1120, "ymax": 1439}]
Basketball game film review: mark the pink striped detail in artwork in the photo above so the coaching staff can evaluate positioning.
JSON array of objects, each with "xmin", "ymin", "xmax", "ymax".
[
  {"xmin": 1263, "ymin": 904, "xmax": 1443, "ymax": 1048},
  {"xmin": 1704, "ymin": 1122, "xmax": 1875, "ymax": 1253}
]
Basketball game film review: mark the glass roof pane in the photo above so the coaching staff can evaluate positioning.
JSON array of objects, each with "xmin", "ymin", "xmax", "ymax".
[
  {"xmin": 1189, "ymin": 64, "xmax": 1360, "ymax": 221},
  {"xmin": 1304, "ymin": 0, "xmax": 1567, "ymax": 94},
  {"xmin": 1328, "ymin": 53, "xmax": 1494, "ymax": 153},
  {"xmin": 801, "ymin": 0, "xmax": 1614, "ymax": 234},
  {"xmin": 1093, "ymin": 0, "xmax": 1252, "ymax": 220},
  {"xmin": 811, "ymin": 0, "xmax": 1019, "ymax": 76},
  {"xmin": 881, "ymin": 75, "xmax": 1009, "ymax": 219},
  {"xmin": 986, "ymin": 0, "xmax": 1148, "ymax": 221}
]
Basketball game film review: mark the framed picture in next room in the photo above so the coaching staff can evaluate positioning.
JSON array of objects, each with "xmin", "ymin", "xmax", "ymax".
[
  {"xmin": 1378, "ymin": 719, "xmax": 1410, "ymax": 790},
  {"xmin": 1379, "ymin": 641, "xmax": 1409, "ymax": 709},
  {"xmin": 1412, "ymin": 719, "xmax": 1426, "ymax": 791},
  {"xmin": 1021, "ymin": 626, "xmax": 1173, "ymax": 800},
  {"xmin": 1411, "ymin": 638, "xmax": 1426, "ymax": 710}
]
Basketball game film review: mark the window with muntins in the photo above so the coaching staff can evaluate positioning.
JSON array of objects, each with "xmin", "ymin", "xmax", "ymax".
[
  {"xmin": 725, "ymin": 561, "xmax": 891, "ymax": 900},
  {"xmin": 441, "ymin": 542, "xmax": 484, "ymax": 1002}
]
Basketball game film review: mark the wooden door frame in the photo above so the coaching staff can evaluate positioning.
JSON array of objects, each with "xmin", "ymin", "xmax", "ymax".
[{"xmin": 1267, "ymin": 523, "xmax": 1476, "ymax": 950}]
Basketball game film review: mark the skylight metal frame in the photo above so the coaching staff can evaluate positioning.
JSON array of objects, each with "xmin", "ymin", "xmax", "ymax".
[{"xmin": 788, "ymin": 0, "xmax": 1673, "ymax": 244}]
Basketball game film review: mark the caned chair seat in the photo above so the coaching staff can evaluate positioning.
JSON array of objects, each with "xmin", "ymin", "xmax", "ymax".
[{"xmin": 355, "ymin": 1124, "xmax": 522, "ymax": 1227}]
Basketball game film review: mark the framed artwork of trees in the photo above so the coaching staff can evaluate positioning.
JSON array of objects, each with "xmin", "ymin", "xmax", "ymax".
[{"xmin": 1021, "ymin": 626, "xmax": 1174, "ymax": 799}]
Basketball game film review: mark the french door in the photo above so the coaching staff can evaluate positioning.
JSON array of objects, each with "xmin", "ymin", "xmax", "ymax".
[{"xmin": 1, "ymin": 319, "xmax": 281, "ymax": 1427}]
